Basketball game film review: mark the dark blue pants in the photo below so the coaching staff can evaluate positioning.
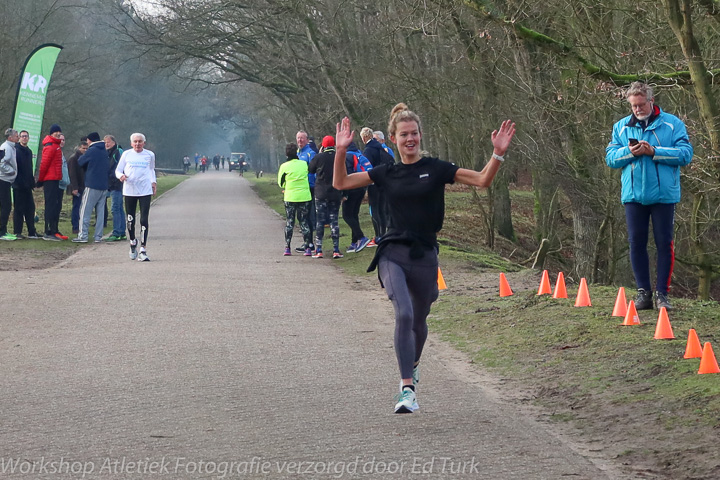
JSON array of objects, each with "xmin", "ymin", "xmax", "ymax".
[
  {"xmin": 43, "ymin": 180, "xmax": 62, "ymax": 235},
  {"xmin": 71, "ymin": 192, "xmax": 82, "ymax": 232},
  {"xmin": 625, "ymin": 202, "xmax": 675, "ymax": 294},
  {"xmin": 342, "ymin": 188, "xmax": 366, "ymax": 243},
  {"xmin": 12, "ymin": 186, "xmax": 37, "ymax": 236}
]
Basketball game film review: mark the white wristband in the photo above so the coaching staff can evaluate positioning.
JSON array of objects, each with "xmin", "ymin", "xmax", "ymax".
[{"xmin": 492, "ymin": 153, "xmax": 505, "ymax": 162}]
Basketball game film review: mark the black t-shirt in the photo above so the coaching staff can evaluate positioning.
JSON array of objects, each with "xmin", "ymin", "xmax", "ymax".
[{"xmin": 368, "ymin": 157, "xmax": 459, "ymax": 241}]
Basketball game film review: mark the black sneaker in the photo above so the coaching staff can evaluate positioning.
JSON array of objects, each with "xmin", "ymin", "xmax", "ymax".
[
  {"xmin": 295, "ymin": 245, "xmax": 306, "ymax": 253},
  {"xmin": 655, "ymin": 291, "xmax": 672, "ymax": 310},
  {"xmin": 634, "ymin": 288, "xmax": 653, "ymax": 310}
]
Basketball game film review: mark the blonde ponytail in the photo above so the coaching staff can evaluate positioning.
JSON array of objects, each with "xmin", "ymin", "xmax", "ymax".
[{"xmin": 388, "ymin": 103, "xmax": 422, "ymax": 137}]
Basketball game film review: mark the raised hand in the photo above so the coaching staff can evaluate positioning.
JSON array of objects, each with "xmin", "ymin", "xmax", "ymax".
[
  {"xmin": 335, "ymin": 117, "xmax": 353, "ymax": 149},
  {"xmin": 491, "ymin": 120, "xmax": 516, "ymax": 156}
]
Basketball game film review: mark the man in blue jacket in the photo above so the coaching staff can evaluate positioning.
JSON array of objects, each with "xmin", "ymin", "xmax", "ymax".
[
  {"xmin": 606, "ymin": 82, "xmax": 693, "ymax": 310},
  {"xmin": 72, "ymin": 132, "xmax": 109, "ymax": 243},
  {"xmin": 296, "ymin": 130, "xmax": 317, "ymax": 252}
]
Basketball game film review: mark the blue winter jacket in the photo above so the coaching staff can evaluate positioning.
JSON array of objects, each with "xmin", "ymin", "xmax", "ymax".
[
  {"xmin": 297, "ymin": 144, "xmax": 316, "ymax": 188},
  {"xmin": 605, "ymin": 106, "xmax": 692, "ymax": 205},
  {"xmin": 78, "ymin": 141, "xmax": 109, "ymax": 191}
]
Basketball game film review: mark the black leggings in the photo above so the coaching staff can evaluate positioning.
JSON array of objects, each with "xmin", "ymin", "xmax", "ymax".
[
  {"xmin": 378, "ymin": 243, "xmax": 439, "ymax": 379},
  {"xmin": 125, "ymin": 195, "xmax": 151, "ymax": 247}
]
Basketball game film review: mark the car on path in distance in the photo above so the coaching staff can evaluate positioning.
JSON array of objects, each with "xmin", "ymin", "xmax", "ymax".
[{"xmin": 229, "ymin": 153, "xmax": 246, "ymax": 172}]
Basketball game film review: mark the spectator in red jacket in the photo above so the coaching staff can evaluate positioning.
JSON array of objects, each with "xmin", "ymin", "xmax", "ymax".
[{"xmin": 38, "ymin": 124, "xmax": 67, "ymax": 240}]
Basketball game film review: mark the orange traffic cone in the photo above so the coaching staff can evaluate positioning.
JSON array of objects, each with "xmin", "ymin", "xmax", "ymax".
[
  {"xmin": 574, "ymin": 278, "xmax": 591, "ymax": 307},
  {"xmin": 698, "ymin": 342, "xmax": 720, "ymax": 374},
  {"xmin": 653, "ymin": 307, "xmax": 675, "ymax": 340},
  {"xmin": 684, "ymin": 329, "xmax": 703, "ymax": 359},
  {"xmin": 611, "ymin": 287, "xmax": 627, "ymax": 317},
  {"xmin": 621, "ymin": 300, "xmax": 640, "ymax": 325},
  {"xmin": 499, "ymin": 273, "xmax": 513, "ymax": 297},
  {"xmin": 552, "ymin": 272, "xmax": 568, "ymax": 299},
  {"xmin": 537, "ymin": 270, "xmax": 551, "ymax": 295},
  {"xmin": 437, "ymin": 267, "xmax": 447, "ymax": 290}
]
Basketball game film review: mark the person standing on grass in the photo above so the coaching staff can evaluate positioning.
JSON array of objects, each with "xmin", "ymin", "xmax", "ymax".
[
  {"xmin": 278, "ymin": 143, "xmax": 312, "ymax": 257},
  {"xmin": 296, "ymin": 130, "xmax": 317, "ymax": 252},
  {"xmin": 67, "ymin": 138, "xmax": 88, "ymax": 235},
  {"xmin": 13, "ymin": 130, "xmax": 40, "ymax": 239},
  {"xmin": 116, "ymin": 133, "xmax": 156, "ymax": 262},
  {"xmin": 72, "ymin": 132, "xmax": 108, "ymax": 244},
  {"xmin": 605, "ymin": 82, "xmax": 693, "ymax": 311},
  {"xmin": 104, "ymin": 135, "xmax": 126, "ymax": 242},
  {"xmin": 333, "ymin": 104, "xmax": 515, "ymax": 414},
  {"xmin": 0, "ymin": 128, "xmax": 19, "ymax": 241},
  {"xmin": 38, "ymin": 124, "xmax": 66, "ymax": 241},
  {"xmin": 308, "ymin": 135, "xmax": 343, "ymax": 259},
  {"xmin": 361, "ymin": 126, "xmax": 394, "ymax": 246},
  {"xmin": 341, "ymin": 141, "xmax": 372, "ymax": 253}
]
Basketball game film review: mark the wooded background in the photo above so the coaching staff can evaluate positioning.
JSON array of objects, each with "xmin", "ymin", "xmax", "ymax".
[{"xmin": 2, "ymin": 0, "xmax": 719, "ymax": 298}]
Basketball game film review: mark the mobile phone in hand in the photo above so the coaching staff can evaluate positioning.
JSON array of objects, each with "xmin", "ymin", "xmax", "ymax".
[{"xmin": 628, "ymin": 138, "xmax": 639, "ymax": 146}]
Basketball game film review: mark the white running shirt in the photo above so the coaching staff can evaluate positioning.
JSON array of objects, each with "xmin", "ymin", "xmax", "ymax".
[{"xmin": 116, "ymin": 148, "xmax": 156, "ymax": 196}]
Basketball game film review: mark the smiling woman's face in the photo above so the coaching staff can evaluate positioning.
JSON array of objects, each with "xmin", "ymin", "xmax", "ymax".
[{"xmin": 392, "ymin": 120, "xmax": 421, "ymax": 162}]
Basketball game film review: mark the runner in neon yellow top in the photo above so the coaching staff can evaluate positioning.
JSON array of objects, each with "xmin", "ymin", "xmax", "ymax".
[
  {"xmin": 278, "ymin": 157, "xmax": 311, "ymax": 202},
  {"xmin": 278, "ymin": 143, "xmax": 312, "ymax": 256}
]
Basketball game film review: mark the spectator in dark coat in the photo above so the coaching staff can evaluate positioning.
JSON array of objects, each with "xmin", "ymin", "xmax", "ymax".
[
  {"xmin": 72, "ymin": 132, "xmax": 108, "ymax": 243},
  {"xmin": 12, "ymin": 130, "xmax": 39, "ymax": 238},
  {"xmin": 361, "ymin": 127, "xmax": 394, "ymax": 243},
  {"xmin": 104, "ymin": 135, "xmax": 126, "ymax": 241},
  {"xmin": 66, "ymin": 138, "xmax": 88, "ymax": 234}
]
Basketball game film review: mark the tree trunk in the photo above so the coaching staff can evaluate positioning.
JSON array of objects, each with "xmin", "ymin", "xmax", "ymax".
[
  {"xmin": 493, "ymin": 173, "xmax": 515, "ymax": 241},
  {"xmin": 663, "ymin": 0, "xmax": 720, "ymax": 299},
  {"xmin": 572, "ymin": 203, "xmax": 603, "ymax": 280}
]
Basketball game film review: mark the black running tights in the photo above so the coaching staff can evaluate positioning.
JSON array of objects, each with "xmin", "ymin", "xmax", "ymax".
[
  {"xmin": 125, "ymin": 195, "xmax": 151, "ymax": 247},
  {"xmin": 378, "ymin": 243, "xmax": 439, "ymax": 380}
]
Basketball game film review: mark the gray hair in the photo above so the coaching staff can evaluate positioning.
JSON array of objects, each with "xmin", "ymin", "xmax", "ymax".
[
  {"xmin": 4, "ymin": 128, "xmax": 17, "ymax": 139},
  {"xmin": 373, "ymin": 130, "xmax": 385, "ymax": 141},
  {"xmin": 360, "ymin": 127, "xmax": 374, "ymax": 141},
  {"xmin": 104, "ymin": 134, "xmax": 116, "ymax": 143},
  {"xmin": 626, "ymin": 82, "xmax": 653, "ymax": 101},
  {"xmin": 130, "ymin": 132, "xmax": 146, "ymax": 142}
]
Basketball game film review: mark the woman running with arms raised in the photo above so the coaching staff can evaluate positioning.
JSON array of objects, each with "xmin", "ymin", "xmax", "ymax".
[{"xmin": 333, "ymin": 104, "xmax": 515, "ymax": 413}]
